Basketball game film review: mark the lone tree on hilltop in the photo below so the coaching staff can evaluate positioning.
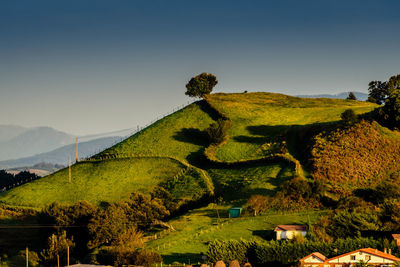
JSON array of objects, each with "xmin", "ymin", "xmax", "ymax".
[
  {"xmin": 185, "ymin": 72, "xmax": 218, "ymax": 98},
  {"xmin": 347, "ymin": 92, "xmax": 357, "ymax": 100}
]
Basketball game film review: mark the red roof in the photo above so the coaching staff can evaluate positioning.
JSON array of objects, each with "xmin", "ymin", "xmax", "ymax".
[
  {"xmin": 327, "ymin": 248, "xmax": 400, "ymax": 263},
  {"xmin": 274, "ymin": 225, "xmax": 307, "ymax": 231},
  {"xmin": 299, "ymin": 252, "xmax": 327, "ymax": 262}
]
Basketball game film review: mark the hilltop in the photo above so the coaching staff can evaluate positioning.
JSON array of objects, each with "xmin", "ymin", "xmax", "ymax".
[{"xmin": 0, "ymin": 92, "xmax": 378, "ymax": 208}]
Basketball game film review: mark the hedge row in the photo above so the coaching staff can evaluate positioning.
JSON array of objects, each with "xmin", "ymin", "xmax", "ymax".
[{"xmin": 207, "ymin": 238, "xmax": 399, "ymax": 266}]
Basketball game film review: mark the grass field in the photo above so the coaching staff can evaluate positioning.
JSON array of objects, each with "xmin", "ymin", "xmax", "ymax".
[
  {"xmin": 146, "ymin": 204, "xmax": 327, "ymax": 263},
  {"xmin": 0, "ymin": 157, "xmax": 186, "ymax": 207},
  {"xmin": 206, "ymin": 93, "xmax": 377, "ymax": 162},
  {"xmin": 98, "ymin": 101, "xmax": 216, "ymax": 162},
  {"xmin": 0, "ymin": 92, "xmax": 378, "ymax": 208}
]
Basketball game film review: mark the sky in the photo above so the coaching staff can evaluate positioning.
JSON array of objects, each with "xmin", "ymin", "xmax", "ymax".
[{"xmin": 1, "ymin": 0, "xmax": 400, "ymax": 135}]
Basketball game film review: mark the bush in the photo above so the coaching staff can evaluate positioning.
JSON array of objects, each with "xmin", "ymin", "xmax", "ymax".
[
  {"xmin": 206, "ymin": 119, "xmax": 232, "ymax": 144},
  {"xmin": 134, "ymin": 250, "xmax": 162, "ymax": 267},
  {"xmin": 340, "ymin": 109, "xmax": 358, "ymax": 125}
]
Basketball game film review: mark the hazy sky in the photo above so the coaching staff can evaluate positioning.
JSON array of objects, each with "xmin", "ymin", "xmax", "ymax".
[{"xmin": 1, "ymin": 0, "xmax": 400, "ymax": 135}]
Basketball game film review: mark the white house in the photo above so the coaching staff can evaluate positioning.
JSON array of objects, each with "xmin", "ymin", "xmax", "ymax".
[
  {"xmin": 274, "ymin": 225, "xmax": 307, "ymax": 240},
  {"xmin": 299, "ymin": 248, "xmax": 400, "ymax": 267}
]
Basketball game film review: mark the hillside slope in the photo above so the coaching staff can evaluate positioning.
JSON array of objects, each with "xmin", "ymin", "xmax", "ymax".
[
  {"xmin": 311, "ymin": 120, "xmax": 400, "ymax": 192},
  {"xmin": 0, "ymin": 93, "xmax": 378, "ymax": 208}
]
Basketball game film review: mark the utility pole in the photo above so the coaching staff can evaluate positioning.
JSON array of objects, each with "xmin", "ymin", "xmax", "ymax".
[
  {"xmin": 57, "ymin": 254, "xmax": 60, "ymax": 267},
  {"xmin": 26, "ymin": 247, "xmax": 28, "ymax": 267},
  {"xmin": 75, "ymin": 137, "xmax": 79, "ymax": 162},
  {"xmin": 67, "ymin": 245, "xmax": 70, "ymax": 266},
  {"xmin": 68, "ymin": 155, "xmax": 72, "ymax": 183}
]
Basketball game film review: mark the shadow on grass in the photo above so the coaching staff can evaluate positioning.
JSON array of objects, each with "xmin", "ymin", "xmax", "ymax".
[
  {"xmin": 173, "ymin": 128, "xmax": 209, "ymax": 146},
  {"xmin": 252, "ymin": 229, "xmax": 275, "ymax": 241}
]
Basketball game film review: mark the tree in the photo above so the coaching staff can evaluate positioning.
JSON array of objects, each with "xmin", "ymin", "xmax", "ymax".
[
  {"xmin": 379, "ymin": 87, "xmax": 400, "ymax": 128},
  {"xmin": 367, "ymin": 80, "xmax": 388, "ymax": 104},
  {"xmin": 185, "ymin": 72, "xmax": 218, "ymax": 98},
  {"xmin": 341, "ymin": 109, "xmax": 358, "ymax": 125},
  {"xmin": 246, "ymin": 195, "xmax": 269, "ymax": 216},
  {"xmin": 347, "ymin": 92, "xmax": 357, "ymax": 100},
  {"xmin": 40, "ymin": 231, "xmax": 75, "ymax": 266}
]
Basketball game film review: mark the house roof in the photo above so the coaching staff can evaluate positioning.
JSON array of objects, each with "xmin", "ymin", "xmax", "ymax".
[
  {"xmin": 327, "ymin": 248, "xmax": 400, "ymax": 263},
  {"xmin": 392, "ymin": 234, "xmax": 400, "ymax": 240},
  {"xmin": 300, "ymin": 252, "xmax": 327, "ymax": 262},
  {"xmin": 274, "ymin": 225, "xmax": 307, "ymax": 231}
]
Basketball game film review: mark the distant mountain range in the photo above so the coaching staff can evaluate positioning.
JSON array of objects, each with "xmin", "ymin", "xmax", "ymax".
[
  {"xmin": 0, "ymin": 126, "xmax": 74, "ymax": 161},
  {"xmin": 0, "ymin": 136, "xmax": 121, "ymax": 169},
  {"xmin": 295, "ymin": 91, "xmax": 368, "ymax": 101},
  {"xmin": 0, "ymin": 125, "xmax": 136, "ymax": 171}
]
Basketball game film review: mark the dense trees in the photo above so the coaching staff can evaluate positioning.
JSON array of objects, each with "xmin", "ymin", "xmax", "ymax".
[
  {"xmin": 367, "ymin": 74, "xmax": 400, "ymax": 128},
  {"xmin": 368, "ymin": 80, "xmax": 388, "ymax": 104},
  {"xmin": 0, "ymin": 170, "xmax": 39, "ymax": 190},
  {"xmin": 185, "ymin": 73, "xmax": 218, "ymax": 98}
]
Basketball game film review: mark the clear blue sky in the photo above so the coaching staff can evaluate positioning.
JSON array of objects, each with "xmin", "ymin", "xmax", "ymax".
[{"xmin": 1, "ymin": 0, "xmax": 399, "ymax": 135}]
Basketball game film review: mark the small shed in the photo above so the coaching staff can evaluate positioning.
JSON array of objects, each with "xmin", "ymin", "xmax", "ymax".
[
  {"xmin": 229, "ymin": 207, "xmax": 242, "ymax": 218},
  {"xmin": 274, "ymin": 225, "xmax": 307, "ymax": 240}
]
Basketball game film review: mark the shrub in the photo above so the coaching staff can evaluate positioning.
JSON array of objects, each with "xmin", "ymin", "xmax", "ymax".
[
  {"xmin": 341, "ymin": 109, "xmax": 358, "ymax": 125},
  {"xmin": 134, "ymin": 250, "xmax": 162, "ymax": 267},
  {"xmin": 206, "ymin": 119, "xmax": 232, "ymax": 144}
]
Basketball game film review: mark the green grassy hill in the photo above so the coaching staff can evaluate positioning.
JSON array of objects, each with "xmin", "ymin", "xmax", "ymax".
[{"xmin": 0, "ymin": 93, "xmax": 378, "ymax": 208}]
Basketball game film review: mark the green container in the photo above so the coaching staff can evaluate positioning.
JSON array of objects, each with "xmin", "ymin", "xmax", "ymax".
[{"xmin": 229, "ymin": 207, "xmax": 242, "ymax": 218}]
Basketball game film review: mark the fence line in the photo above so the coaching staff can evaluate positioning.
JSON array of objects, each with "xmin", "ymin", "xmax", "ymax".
[{"xmin": 82, "ymin": 100, "xmax": 197, "ymax": 160}]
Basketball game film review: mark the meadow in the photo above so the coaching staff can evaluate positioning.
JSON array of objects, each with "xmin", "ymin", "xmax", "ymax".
[
  {"xmin": 0, "ymin": 157, "xmax": 186, "ymax": 207},
  {"xmin": 206, "ymin": 93, "xmax": 377, "ymax": 162},
  {"xmin": 146, "ymin": 204, "xmax": 327, "ymax": 264},
  {"xmin": 0, "ymin": 92, "xmax": 377, "ymax": 208}
]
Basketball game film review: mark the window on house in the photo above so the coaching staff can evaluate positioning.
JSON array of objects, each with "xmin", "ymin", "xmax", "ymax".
[
  {"xmin": 365, "ymin": 255, "xmax": 371, "ymax": 260},
  {"xmin": 350, "ymin": 255, "xmax": 356, "ymax": 260}
]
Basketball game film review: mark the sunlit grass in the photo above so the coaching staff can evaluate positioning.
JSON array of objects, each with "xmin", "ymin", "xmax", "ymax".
[
  {"xmin": 147, "ymin": 203, "xmax": 327, "ymax": 263},
  {"xmin": 0, "ymin": 157, "xmax": 185, "ymax": 207},
  {"xmin": 207, "ymin": 93, "xmax": 377, "ymax": 161}
]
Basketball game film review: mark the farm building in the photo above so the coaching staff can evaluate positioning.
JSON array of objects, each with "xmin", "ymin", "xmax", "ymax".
[
  {"xmin": 228, "ymin": 207, "xmax": 242, "ymax": 218},
  {"xmin": 299, "ymin": 248, "xmax": 400, "ymax": 267},
  {"xmin": 274, "ymin": 224, "xmax": 307, "ymax": 240}
]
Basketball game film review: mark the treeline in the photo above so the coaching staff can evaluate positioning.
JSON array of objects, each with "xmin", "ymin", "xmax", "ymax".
[
  {"xmin": 0, "ymin": 170, "xmax": 39, "ymax": 191},
  {"xmin": 207, "ymin": 238, "xmax": 399, "ymax": 267},
  {"xmin": 36, "ymin": 192, "xmax": 170, "ymax": 266}
]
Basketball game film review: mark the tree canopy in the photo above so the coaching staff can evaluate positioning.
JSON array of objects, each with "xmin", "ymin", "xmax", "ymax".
[{"xmin": 185, "ymin": 72, "xmax": 218, "ymax": 98}]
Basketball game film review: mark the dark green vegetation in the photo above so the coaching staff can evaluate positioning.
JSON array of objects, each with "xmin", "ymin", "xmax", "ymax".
[
  {"xmin": 5, "ymin": 85, "xmax": 400, "ymax": 266},
  {"xmin": 0, "ymin": 170, "xmax": 39, "ymax": 191},
  {"xmin": 207, "ymin": 238, "xmax": 399, "ymax": 266},
  {"xmin": 185, "ymin": 72, "xmax": 218, "ymax": 98}
]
